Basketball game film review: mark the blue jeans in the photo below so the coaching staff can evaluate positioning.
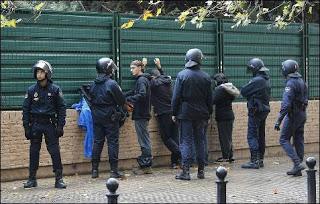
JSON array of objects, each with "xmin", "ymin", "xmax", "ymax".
[
  {"xmin": 134, "ymin": 119, "xmax": 152, "ymax": 157},
  {"xmin": 279, "ymin": 112, "xmax": 306, "ymax": 166},
  {"xmin": 179, "ymin": 119, "xmax": 207, "ymax": 167}
]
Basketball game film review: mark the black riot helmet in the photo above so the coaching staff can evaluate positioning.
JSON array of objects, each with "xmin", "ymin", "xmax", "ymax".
[
  {"xmin": 247, "ymin": 58, "xmax": 269, "ymax": 74},
  {"xmin": 96, "ymin": 57, "xmax": 118, "ymax": 76},
  {"xmin": 185, "ymin": 48, "xmax": 204, "ymax": 68},
  {"xmin": 281, "ymin": 59, "xmax": 299, "ymax": 77},
  {"xmin": 33, "ymin": 60, "xmax": 53, "ymax": 80}
]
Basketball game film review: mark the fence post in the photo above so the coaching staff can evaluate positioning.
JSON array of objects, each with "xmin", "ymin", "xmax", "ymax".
[
  {"xmin": 306, "ymin": 157, "xmax": 317, "ymax": 203},
  {"xmin": 106, "ymin": 178, "xmax": 119, "ymax": 204},
  {"xmin": 216, "ymin": 166, "xmax": 228, "ymax": 204}
]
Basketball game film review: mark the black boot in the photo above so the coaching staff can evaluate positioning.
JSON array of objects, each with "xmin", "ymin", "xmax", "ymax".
[
  {"xmin": 109, "ymin": 162, "xmax": 124, "ymax": 179},
  {"xmin": 287, "ymin": 163, "xmax": 305, "ymax": 176},
  {"xmin": 54, "ymin": 169, "xmax": 67, "ymax": 189},
  {"xmin": 175, "ymin": 165, "xmax": 191, "ymax": 180},
  {"xmin": 197, "ymin": 164, "xmax": 205, "ymax": 179},
  {"xmin": 241, "ymin": 151, "xmax": 260, "ymax": 169},
  {"xmin": 24, "ymin": 171, "xmax": 37, "ymax": 188},
  {"xmin": 91, "ymin": 162, "xmax": 99, "ymax": 178}
]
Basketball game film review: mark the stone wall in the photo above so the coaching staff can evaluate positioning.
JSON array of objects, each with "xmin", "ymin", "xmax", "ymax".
[{"xmin": 1, "ymin": 100, "xmax": 319, "ymax": 181}]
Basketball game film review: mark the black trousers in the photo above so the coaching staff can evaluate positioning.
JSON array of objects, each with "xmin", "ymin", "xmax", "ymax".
[
  {"xmin": 217, "ymin": 119, "xmax": 234, "ymax": 160},
  {"xmin": 156, "ymin": 113, "xmax": 181, "ymax": 164},
  {"xmin": 29, "ymin": 122, "xmax": 63, "ymax": 173},
  {"xmin": 91, "ymin": 121, "xmax": 120, "ymax": 165}
]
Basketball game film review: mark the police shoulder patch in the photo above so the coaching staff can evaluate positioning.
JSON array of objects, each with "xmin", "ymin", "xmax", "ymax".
[{"xmin": 285, "ymin": 87, "xmax": 291, "ymax": 92}]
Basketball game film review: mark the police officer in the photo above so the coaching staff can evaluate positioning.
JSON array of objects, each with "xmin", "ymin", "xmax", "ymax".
[
  {"xmin": 274, "ymin": 59, "xmax": 308, "ymax": 176},
  {"xmin": 172, "ymin": 48, "xmax": 213, "ymax": 180},
  {"xmin": 149, "ymin": 58, "xmax": 181, "ymax": 169},
  {"xmin": 241, "ymin": 58, "xmax": 271, "ymax": 169},
  {"xmin": 89, "ymin": 58, "xmax": 126, "ymax": 179},
  {"xmin": 22, "ymin": 60, "xmax": 67, "ymax": 189}
]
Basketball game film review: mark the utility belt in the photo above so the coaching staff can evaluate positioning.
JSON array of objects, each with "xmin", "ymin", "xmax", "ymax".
[{"xmin": 31, "ymin": 115, "xmax": 56, "ymax": 124}]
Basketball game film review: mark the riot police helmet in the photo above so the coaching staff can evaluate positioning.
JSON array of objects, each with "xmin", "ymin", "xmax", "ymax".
[
  {"xmin": 281, "ymin": 59, "xmax": 299, "ymax": 77},
  {"xmin": 96, "ymin": 57, "xmax": 118, "ymax": 75},
  {"xmin": 247, "ymin": 58, "xmax": 269, "ymax": 74},
  {"xmin": 185, "ymin": 48, "xmax": 204, "ymax": 68},
  {"xmin": 33, "ymin": 60, "xmax": 53, "ymax": 80}
]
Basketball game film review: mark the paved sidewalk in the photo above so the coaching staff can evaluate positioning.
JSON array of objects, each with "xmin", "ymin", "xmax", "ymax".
[{"xmin": 1, "ymin": 154, "xmax": 319, "ymax": 203}]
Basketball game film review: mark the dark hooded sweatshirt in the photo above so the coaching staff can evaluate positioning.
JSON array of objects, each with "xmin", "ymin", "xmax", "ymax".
[{"xmin": 150, "ymin": 74, "xmax": 173, "ymax": 116}]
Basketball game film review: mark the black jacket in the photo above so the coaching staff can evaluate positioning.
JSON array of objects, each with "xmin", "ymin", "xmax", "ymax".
[
  {"xmin": 150, "ymin": 72, "xmax": 172, "ymax": 116},
  {"xmin": 22, "ymin": 80, "xmax": 66, "ymax": 128},
  {"xmin": 89, "ymin": 75, "xmax": 125, "ymax": 124},
  {"xmin": 125, "ymin": 73, "xmax": 151, "ymax": 120},
  {"xmin": 172, "ymin": 65, "xmax": 213, "ymax": 120},
  {"xmin": 241, "ymin": 72, "xmax": 271, "ymax": 116},
  {"xmin": 212, "ymin": 85, "xmax": 235, "ymax": 121}
]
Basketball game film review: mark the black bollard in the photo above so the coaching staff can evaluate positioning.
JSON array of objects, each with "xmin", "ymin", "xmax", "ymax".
[
  {"xmin": 306, "ymin": 157, "xmax": 317, "ymax": 204},
  {"xmin": 106, "ymin": 178, "xmax": 119, "ymax": 204},
  {"xmin": 216, "ymin": 166, "xmax": 228, "ymax": 204}
]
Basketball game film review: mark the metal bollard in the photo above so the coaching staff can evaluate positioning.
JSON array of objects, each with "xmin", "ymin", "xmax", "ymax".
[
  {"xmin": 216, "ymin": 166, "xmax": 228, "ymax": 204},
  {"xmin": 106, "ymin": 178, "xmax": 119, "ymax": 204},
  {"xmin": 306, "ymin": 157, "xmax": 317, "ymax": 203}
]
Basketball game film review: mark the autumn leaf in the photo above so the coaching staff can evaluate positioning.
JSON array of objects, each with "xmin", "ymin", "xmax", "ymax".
[
  {"xmin": 156, "ymin": 8, "xmax": 162, "ymax": 16},
  {"xmin": 121, "ymin": 20, "xmax": 135, "ymax": 29},
  {"xmin": 34, "ymin": 2, "xmax": 45, "ymax": 11},
  {"xmin": 142, "ymin": 10, "xmax": 153, "ymax": 21}
]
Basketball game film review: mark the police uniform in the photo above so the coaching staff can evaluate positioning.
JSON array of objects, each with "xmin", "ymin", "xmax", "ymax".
[
  {"xmin": 275, "ymin": 59, "xmax": 308, "ymax": 176},
  {"xmin": 22, "ymin": 60, "xmax": 67, "ymax": 189},
  {"xmin": 241, "ymin": 58, "xmax": 271, "ymax": 169},
  {"xmin": 172, "ymin": 48, "xmax": 213, "ymax": 180},
  {"xmin": 89, "ymin": 58, "xmax": 126, "ymax": 179}
]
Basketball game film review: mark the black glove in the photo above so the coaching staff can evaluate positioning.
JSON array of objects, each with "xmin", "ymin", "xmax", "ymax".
[
  {"xmin": 56, "ymin": 126, "xmax": 64, "ymax": 137},
  {"xmin": 274, "ymin": 122, "xmax": 280, "ymax": 131},
  {"xmin": 24, "ymin": 126, "xmax": 32, "ymax": 140}
]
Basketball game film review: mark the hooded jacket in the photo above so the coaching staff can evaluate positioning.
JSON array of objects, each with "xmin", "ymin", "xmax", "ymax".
[
  {"xmin": 150, "ymin": 73, "xmax": 173, "ymax": 115},
  {"xmin": 125, "ymin": 73, "xmax": 152, "ymax": 120}
]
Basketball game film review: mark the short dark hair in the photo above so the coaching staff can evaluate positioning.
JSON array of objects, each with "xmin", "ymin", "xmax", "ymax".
[
  {"xmin": 149, "ymin": 69, "xmax": 161, "ymax": 77},
  {"xmin": 213, "ymin": 73, "xmax": 228, "ymax": 85}
]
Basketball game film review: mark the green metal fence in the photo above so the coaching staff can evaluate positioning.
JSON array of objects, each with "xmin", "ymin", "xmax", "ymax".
[
  {"xmin": 307, "ymin": 23, "xmax": 319, "ymax": 99},
  {"xmin": 119, "ymin": 15, "xmax": 218, "ymax": 91},
  {"xmin": 1, "ymin": 10, "xmax": 114, "ymax": 109},
  {"xmin": 222, "ymin": 20, "xmax": 304, "ymax": 100},
  {"xmin": 1, "ymin": 10, "xmax": 319, "ymax": 110}
]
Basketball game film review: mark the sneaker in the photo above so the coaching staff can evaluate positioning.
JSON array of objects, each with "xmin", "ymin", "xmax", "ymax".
[
  {"xmin": 170, "ymin": 163, "xmax": 179, "ymax": 169},
  {"xmin": 214, "ymin": 157, "xmax": 229, "ymax": 163},
  {"xmin": 133, "ymin": 167, "xmax": 153, "ymax": 175}
]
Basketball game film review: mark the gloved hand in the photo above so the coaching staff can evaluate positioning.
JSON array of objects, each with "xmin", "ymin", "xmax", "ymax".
[
  {"xmin": 274, "ymin": 122, "xmax": 280, "ymax": 131},
  {"xmin": 24, "ymin": 126, "xmax": 32, "ymax": 140},
  {"xmin": 56, "ymin": 126, "xmax": 64, "ymax": 137}
]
